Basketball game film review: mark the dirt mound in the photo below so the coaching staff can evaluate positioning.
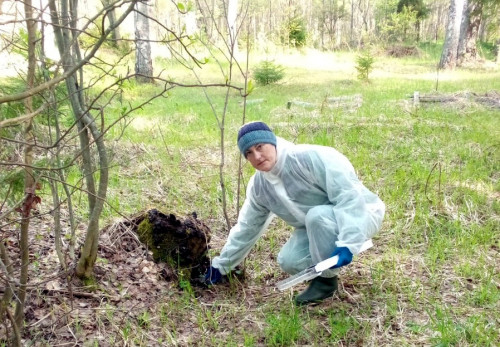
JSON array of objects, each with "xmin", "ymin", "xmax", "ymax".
[
  {"xmin": 0, "ymin": 209, "xmax": 219, "ymax": 345},
  {"xmin": 386, "ymin": 45, "xmax": 420, "ymax": 58},
  {"xmin": 473, "ymin": 90, "xmax": 500, "ymax": 109},
  {"xmin": 108, "ymin": 209, "xmax": 212, "ymax": 281},
  {"xmin": 411, "ymin": 90, "xmax": 500, "ymax": 109}
]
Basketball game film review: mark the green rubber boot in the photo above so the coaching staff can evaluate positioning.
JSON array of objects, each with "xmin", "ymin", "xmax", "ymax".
[{"xmin": 294, "ymin": 276, "xmax": 338, "ymax": 305}]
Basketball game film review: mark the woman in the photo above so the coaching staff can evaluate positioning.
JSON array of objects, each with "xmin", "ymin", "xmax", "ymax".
[{"xmin": 204, "ymin": 121, "xmax": 385, "ymax": 305}]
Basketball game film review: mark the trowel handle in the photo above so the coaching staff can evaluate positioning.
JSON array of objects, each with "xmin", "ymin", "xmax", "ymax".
[
  {"xmin": 315, "ymin": 255, "xmax": 339, "ymax": 272},
  {"xmin": 314, "ymin": 239, "xmax": 374, "ymax": 273}
]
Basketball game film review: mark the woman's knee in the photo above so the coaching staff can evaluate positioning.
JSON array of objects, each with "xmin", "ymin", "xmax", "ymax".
[
  {"xmin": 277, "ymin": 252, "xmax": 307, "ymax": 275},
  {"xmin": 277, "ymin": 252, "xmax": 295, "ymax": 274},
  {"xmin": 276, "ymin": 228, "xmax": 310, "ymax": 274},
  {"xmin": 305, "ymin": 205, "xmax": 335, "ymax": 230}
]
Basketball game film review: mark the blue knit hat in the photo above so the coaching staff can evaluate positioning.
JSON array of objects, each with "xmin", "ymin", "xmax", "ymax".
[{"xmin": 237, "ymin": 121, "xmax": 277, "ymax": 156}]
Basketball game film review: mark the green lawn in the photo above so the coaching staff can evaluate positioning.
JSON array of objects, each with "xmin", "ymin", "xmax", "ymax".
[
  {"xmin": 90, "ymin": 49, "xmax": 500, "ymax": 345},
  {"xmin": 2, "ymin": 46, "xmax": 499, "ymax": 345}
]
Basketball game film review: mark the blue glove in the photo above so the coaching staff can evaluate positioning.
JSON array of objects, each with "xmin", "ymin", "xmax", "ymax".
[
  {"xmin": 203, "ymin": 266, "xmax": 223, "ymax": 285},
  {"xmin": 331, "ymin": 247, "xmax": 353, "ymax": 269}
]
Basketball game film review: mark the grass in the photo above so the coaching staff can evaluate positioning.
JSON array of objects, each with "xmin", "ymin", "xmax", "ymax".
[
  {"xmin": 1, "ymin": 44, "xmax": 499, "ymax": 345},
  {"xmin": 264, "ymin": 306, "xmax": 303, "ymax": 345},
  {"xmin": 114, "ymin": 57, "xmax": 497, "ymax": 346},
  {"xmin": 101, "ymin": 48, "xmax": 498, "ymax": 345}
]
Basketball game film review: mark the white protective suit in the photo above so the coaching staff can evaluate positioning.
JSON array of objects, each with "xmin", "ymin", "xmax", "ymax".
[{"xmin": 212, "ymin": 137, "xmax": 385, "ymax": 277}]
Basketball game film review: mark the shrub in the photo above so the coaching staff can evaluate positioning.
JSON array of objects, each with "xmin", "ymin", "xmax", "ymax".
[
  {"xmin": 355, "ymin": 51, "xmax": 375, "ymax": 81},
  {"xmin": 253, "ymin": 60, "xmax": 285, "ymax": 85},
  {"xmin": 287, "ymin": 16, "xmax": 307, "ymax": 47}
]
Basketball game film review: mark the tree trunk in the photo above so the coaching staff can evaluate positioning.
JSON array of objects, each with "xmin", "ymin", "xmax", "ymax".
[
  {"xmin": 135, "ymin": 1, "xmax": 154, "ymax": 83},
  {"xmin": 48, "ymin": 0, "xmax": 132, "ymax": 279},
  {"xmin": 439, "ymin": 0, "xmax": 466, "ymax": 69},
  {"xmin": 0, "ymin": 241, "xmax": 15, "ymax": 327},
  {"xmin": 268, "ymin": 0, "xmax": 272, "ymax": 38},
  {"xmin": 50, "ymin": 0, "xmax": 98, "ymax": 215},
  {"xmin": 75, "ymin": 115, "xmax": 109, "ymax": 278},
  {"xmin": 497, "ymin": 39, "xmax": 500, "ymax": 64},
  {"xmin": 227, "ymin": 0, "xmax": 239, "ymax": 55},
  {"xmin": 457, "ymin": 0, "xmax": 470, "ymax": 57},
  {"xmin": 457, "ymin": 0, "xmax": 482, "ymax": 65},
  {"xmin": 435, "ymin": 2, "xmax": 443, "ymax": 42},
  {"xmin": 49, "ymin": 179, "xmax": 67, "ymax": 269},
  {"xmin": 13, "ymin": 0, "xmax": 37, "ymax": 340},
  {"xmin": 350, "ymin": 0, "xmax": 354, "ymax": 45},
  {"xmin": 102, "ymin": 0, "xmax": 121, "ymax": 46}
]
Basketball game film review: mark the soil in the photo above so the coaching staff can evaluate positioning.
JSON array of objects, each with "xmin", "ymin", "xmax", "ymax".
[
  {"xmin": 131, "ymin": 209, "xmax": 211, "ymax": 280},
  {"xmin": 385, "ymin": 45, "xmax": 421, "ymax": 58},
  {"xmin": 0, "ymin": 209, "xmax": 228, "ymax": 345}
]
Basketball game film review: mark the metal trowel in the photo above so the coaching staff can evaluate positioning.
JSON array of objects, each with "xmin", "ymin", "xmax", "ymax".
[{"xmin": 276, "ymin": 239, "xmax": 374, "ymax": 291}]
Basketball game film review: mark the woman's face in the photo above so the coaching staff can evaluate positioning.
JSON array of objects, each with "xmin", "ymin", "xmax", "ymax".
[{"xmin": 245, "ymin": 143, "xmax": 277, "ymax": 172}]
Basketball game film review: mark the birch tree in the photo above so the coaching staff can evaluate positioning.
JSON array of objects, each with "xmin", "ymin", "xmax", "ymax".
[
  {"xmin": 439, "ymin": 0, "xmax": 466, "ymax": 68},
  {"xmin": 135, "ymin": 0, "xmax": 154, "ymax": 83}
]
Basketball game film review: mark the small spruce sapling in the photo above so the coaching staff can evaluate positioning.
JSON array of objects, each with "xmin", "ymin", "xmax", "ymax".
[
  {"xmin": 355, "ymin": 51, "xmax": 375, "ymax": 81},
  {"xmin": 253, "ymin": 60, "xmax": 285, "ymax": 85}
]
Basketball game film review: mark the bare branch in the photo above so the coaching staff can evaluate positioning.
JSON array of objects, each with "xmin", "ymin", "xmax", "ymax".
[
  {"xmin": 6, "ymin": 308, "xmax": 21, "ymax": 346},
  {"xmin": 0, "ymin": 0, "xmax": 138, "ymax": 104},
  {"xmin": 0, "ymin": 103, "xmax": 49, "ymax": 130},
  {"xmin": 133, "ymin": 6, "xmax": 204, "ymax": 68}
]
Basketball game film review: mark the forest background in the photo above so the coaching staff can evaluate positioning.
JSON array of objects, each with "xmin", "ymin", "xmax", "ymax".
[{"xmin": 0, "ymin": 0, "xmax": 499, "ymax": 345}]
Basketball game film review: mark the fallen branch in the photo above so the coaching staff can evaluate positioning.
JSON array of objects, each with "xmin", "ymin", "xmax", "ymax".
[
  {"xmin": 240, "ymin": 98, "xmax": 265, "ymax": 106},
  {"xmin": 413, "ymin": 95, "xmax": 459, "ymax": 103},
  {"xmin": 411, "ymin": 91, "xmax": 500, "ymax": 109},
  {"xmin": 287, "ymin": 100, "xmax": 317, "ymax": 109},
  {"xmin": 326, "ymin": 94, "xmax": 362, "ymax": 104},
  {"xmin": 41, "ymin": 288, "xmax": 121, "ymax": 302},
  {"xmin": 287, "ymin": 94, "xmax": 363, "ymax": 110}
]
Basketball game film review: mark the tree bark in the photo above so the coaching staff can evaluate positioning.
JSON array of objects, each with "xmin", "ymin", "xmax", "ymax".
[
  {"xmin": 102, "ymin": 0, "xmax": 121, "ymax": 46},
  {"xmin": 47, "ymin": 0, "xmax": 135, "ymax": 279},
  {"xmin": 457, "ymin": 0, "xmax": 482, "ymax": 65},
  {"xmin": 49, "ymin": 0, "xmax": 98, "ymax": 215},
  {"xmin": 135, "ymin": 1, "xmax": 154, "ymax": 83},
  {"xmin": 439, "ymin": 0, "xmax": 466, "ymax": 69},
  {"xmin": 497, "ymin": 39, "xmax": 500, "ymax": 64},
  {"xmin": 75, "ymin": 114, "xmax": 109, "ymax": 278},
  {"xmin": 350, "ymin": 0, "xmax": 354, "ymax": 44},
  {"xmin": 49, "ymin": 179, "xmax": 67, "ymax": 269},
  {"xmin": 0, "ymin": 242, "xmax": 15, "ymax": 342},
  {"xmin": 13, "ymin": 0, "xmax": 37, "ymax": 338}
]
